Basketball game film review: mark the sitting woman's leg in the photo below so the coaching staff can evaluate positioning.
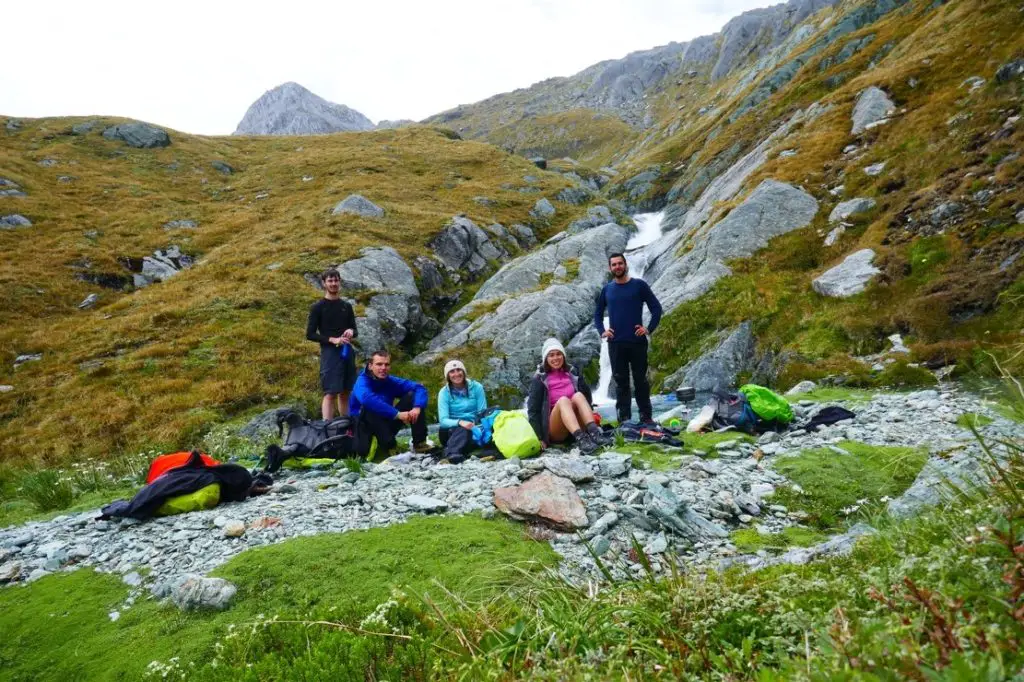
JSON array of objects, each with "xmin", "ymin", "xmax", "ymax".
[
  {"xmin": 571, "ymin": 392, "xmax": 611, "ymax": 446},
  {"xmin": 548, "ymin": 396, "xmax": 579, "ymax": 443},
  {"xmin": 569, "ymin": 392, "xmax": 596, "ymax": 425}
]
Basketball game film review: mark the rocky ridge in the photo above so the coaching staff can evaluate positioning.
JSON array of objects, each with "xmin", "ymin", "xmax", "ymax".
[{"xmin": 0, "ymin": 387, "xmax": 1011, "ymax": 607}]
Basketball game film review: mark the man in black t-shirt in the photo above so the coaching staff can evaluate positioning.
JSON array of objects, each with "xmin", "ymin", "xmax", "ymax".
[{"xmin": 306, "ymin": 269, "xmax": 358, "ymax": 419}]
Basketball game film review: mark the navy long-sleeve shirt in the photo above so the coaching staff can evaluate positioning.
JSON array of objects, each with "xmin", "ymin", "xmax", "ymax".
[{"xmin": 594, "ymin": 278, "xmax": 663, "ymax": 344}]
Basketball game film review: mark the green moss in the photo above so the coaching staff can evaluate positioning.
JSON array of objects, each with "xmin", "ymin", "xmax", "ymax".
[
  {"xmin": 0, "ymin": 515, "xmax": 556, "ymax": 681},
  {"xmin": 873, "ymin": 360, "xmax": 938, "ymax": 388},
  {"xmin": 786, "ymin": 386, "xmax": 877, "ymax": 403},
  {"xmin": 770, "ymin": 440, "xmax": 928, "ymax": 530},
  {"xmin": 731, "ymin": 526, "xmax": 828, "ymax": 552}
]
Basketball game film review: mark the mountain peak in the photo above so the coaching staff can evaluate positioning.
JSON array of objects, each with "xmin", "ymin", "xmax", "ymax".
[{"xmin": 233, "ymin": 82, "xmax": 375, "ymax": 136}]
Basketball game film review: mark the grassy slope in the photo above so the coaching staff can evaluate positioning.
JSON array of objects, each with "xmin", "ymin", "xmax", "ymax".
[
  {"xmin": 637, "ymin": 0, "xmax": 1024, "ymax": 386},
  {"xmin": 0, "ymin": 514, "xmax": 556, "ymax": 681},
  {"xmin": 0, "ymin": 122, "xmax": 591, "ymax": 465}
]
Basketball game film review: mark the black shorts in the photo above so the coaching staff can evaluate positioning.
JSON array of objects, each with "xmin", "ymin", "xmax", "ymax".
[{"xmin": 320, "ymin": 345, "xmax": 357, "ymax": 394}]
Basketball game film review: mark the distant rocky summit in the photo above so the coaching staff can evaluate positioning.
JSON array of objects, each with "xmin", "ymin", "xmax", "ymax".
[{"xmin": 234, "ymin": 82, "xmax": 375, "ymax": 136}]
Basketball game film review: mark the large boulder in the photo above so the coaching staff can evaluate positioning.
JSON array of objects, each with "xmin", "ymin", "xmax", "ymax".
[
  {"xmin": 493, "ymin": 472, "xmax": 589, "ymax": 530},
  {"xmin": 429, "ymin": 216, "xmax": 505, "ymax": 276},
  {"xmin": 531, "ymin": 198, "xmax": 556, "ymax": 219},
  {"xmin": 851, "ymin": 86, "xmax": 895, "ymax": 134},
  {"xmin": 812, "ymin": 248, "xmax": 881, "ymax": 298},
  {"xmin": 332, "ymin": 194, "xmax": 384, "ymax": 218},
  {"xmin": 416, "ymin": 222, "xmax": 631, "ymax": 388},
  {"xmin": 334, "ymin": 247, "xmax": 424, "ymax": 349},
  {"xmin": 102, "ymin": 122, "xmax": 171, "ymax": 148},
  {"xmin": 661, "ymin": 321, "xmax": 755, "ymax": 392},
  {"xmin": 649, "ymin": 179, "xmax": 819, "ymax": 313},
  {"xmin": 828, "ymin": 197, "xmax": 876, "ymax": 223},
  {"xmin": 566, "ymin": 205, "xmax": 615, "ymax": 234}
]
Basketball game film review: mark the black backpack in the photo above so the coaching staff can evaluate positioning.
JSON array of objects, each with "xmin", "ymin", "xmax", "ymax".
[
  {"xmin": 263, "ymin": 411, "xmax": 354, "ymax": 473},
  {"xmin": 709, "ymin": 390, "xmax": 759, "ymax": 433}
]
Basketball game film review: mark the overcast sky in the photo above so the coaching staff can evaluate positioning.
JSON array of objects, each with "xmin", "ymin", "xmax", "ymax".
[{"xmin": 2, "ymin": 0, "xmax": 773, "ymax": 136}]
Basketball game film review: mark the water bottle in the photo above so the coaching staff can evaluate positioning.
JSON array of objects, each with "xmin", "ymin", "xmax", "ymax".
[{"xmin": 340, "ymin": 342, "xmax": 350, "ymax": 360}]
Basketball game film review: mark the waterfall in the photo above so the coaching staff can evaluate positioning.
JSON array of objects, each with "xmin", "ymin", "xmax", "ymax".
[{"xmin": 592, "ymin": 211, "xmax": 666, "ymax": 406}]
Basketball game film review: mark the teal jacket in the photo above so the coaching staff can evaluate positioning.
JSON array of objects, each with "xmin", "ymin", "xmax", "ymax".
[{"xmin": 437, "ymin": 380, "xmax": 487, "ymax": 429}]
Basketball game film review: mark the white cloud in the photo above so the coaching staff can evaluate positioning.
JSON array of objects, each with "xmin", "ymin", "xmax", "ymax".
[{"xmin": 0, "ymin": 0, "xmax": 772, "ymax": 135}]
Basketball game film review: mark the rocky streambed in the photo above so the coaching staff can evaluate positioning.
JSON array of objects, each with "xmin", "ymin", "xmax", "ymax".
[{"xmin": 0, "ymin": 387, "xmax": 1016, "ymax": 611}]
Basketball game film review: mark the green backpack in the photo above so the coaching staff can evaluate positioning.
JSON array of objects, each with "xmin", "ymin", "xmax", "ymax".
[
  {"xmin": 492, "ymin": 410, "xmax": 542, "ymax": 458},
  {"xmin": 739, "ymin": 384, "xmax": 794, "ymax": 424},
  {"xmin": 154, "ymin": 483, "xmax": 221, "ymax": 517}
]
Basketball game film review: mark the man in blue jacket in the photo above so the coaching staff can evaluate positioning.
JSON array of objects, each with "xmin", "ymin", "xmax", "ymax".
[
  {"xmin": 351, "ymin": 349, "xmax": 430, "ymax": 458},
  {"xmin": 594, "ymin": 252, "xmax": 663, "ymax": 425}
]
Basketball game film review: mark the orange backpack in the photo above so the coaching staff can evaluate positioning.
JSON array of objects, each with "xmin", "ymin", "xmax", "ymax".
[{"xmin": 146, "ymin": 451, "xmax": 219, "ymax": 484}]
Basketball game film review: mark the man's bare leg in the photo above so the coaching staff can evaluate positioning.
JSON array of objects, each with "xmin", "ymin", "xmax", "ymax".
[
  {"xmin": 336, "ymin": 392, "xmax": 350, "ymax": 418},
  {"xmin": 322, "ymin": 393, "xmax": 336, "ymax": 420}
]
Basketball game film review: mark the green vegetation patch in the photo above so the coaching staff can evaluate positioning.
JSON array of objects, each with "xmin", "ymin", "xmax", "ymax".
[
  {"xmin": 785, "ymin": 386, "xmax": 877, "ymax": 404},
  {"xmin": 955, "ymin": 412, "xmax": 994, "ymax": 429},
  {"xmin": 0, "ymin": 514, "xmax": 556, "ymax": 681},
  {"xmin": 730, "ymin": 525, "xmax": 828, "ymax": 552},
  {"xmin": 770, "ymin": 440, "xmax": 928, "ymax": 530}
]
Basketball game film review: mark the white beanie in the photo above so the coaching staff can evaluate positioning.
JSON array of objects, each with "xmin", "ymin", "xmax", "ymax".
[
  {"xmin": 443, "ymin": 359, "xmax": 466, "ymax": 381},
  {"xmin": 541, "ymin": 338, "xmax": 566, "ymax": 363}
]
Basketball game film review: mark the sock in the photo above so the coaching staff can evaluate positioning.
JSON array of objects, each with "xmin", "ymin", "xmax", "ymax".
[{"xmin": 586, "ymin": 422, "xmax": 602, "ymax": 435}]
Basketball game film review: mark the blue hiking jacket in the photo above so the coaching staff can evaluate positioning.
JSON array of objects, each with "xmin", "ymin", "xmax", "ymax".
[
  {"xmin": 437, "ymin": 380, "xmax": 488, "ymax": 429},
  {"xmin": 349, "ymin": 370, "xmax": 428, "ymax": 419}
]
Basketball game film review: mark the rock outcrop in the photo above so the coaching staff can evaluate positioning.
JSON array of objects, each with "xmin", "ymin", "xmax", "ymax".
[
  {"xmin": 334, "ymin": 247, "xmax": 425, "ymax": 350},
  {"xmin": 650, "ymin": 179, "xmax": 820, "ymax": 313},
  {"xmin": 812, "ymin": 248, "xmax": 881, "ymax": 297},
  {"xmin": 0, "ymin": 214, "xmax": 31, "ymax": 229},
  {"xmin": 102, "ymin": 122, "xmax": 171, "ymax": 148},
  {"xmin": 234, "ymin": 82, "xmax": 374, "ymax": 136},
  {"xmin": 828, "ymin": 197, "xmax": 876, "ymax": 223},
  {"xmin": 429, "ymin": 216, "xmax": 506, "ymax": 277},
  {"xmin": 417, "ymin": 222, "xmax": 631, "ymax": 388},
  {"xmin": 851, "ymin": 86, "xmax": 895, "ymax": 134},
  {"xmin": 662, "ymin": 322, "xmax": 756, "ymax": 392}
]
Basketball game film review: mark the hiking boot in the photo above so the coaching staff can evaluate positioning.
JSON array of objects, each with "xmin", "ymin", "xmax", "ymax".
[
  {"xmin": 586, "ymin": 424, "xmax": 613, "ymax": 447},
  {"xmin": 412, "ymin": 441, "xmax": 434, "ymax": 454},
  {"xmin": 574, "ymin": 431, "xmax": 600, "ymax": 456}
]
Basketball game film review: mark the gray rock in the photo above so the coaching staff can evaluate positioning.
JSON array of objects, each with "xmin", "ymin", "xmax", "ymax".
[
  {"xmin": 102, "ymin": 122, "xmax": 171, "ymax": 148},
  {"xmin": 417, "ymin": 222, "xmax": 630, "ymax": 387},
  {"xmin": 542, "ymin": 456, "xmax": 595, "ymax": 483},
  {"xmin": 14, "ymin": 354, "xmax": 42, "ymax": 367},
  {"xmin": 123, "ymin": 571, "xmax": 143, "ymax": 587},
  {"xmin": 169, "ymin": 574, "xmax": 237, "ymax": 610},
  {"xmin": 851, "ymin": 86, "xmax": 895, "ymax": 134},
  {"xmin": 599, "ymin": 483, "xmax": 620, "ymax": 501},
  {"xmin": 645, "ymin": 485, "xmax": 728, "ymax": 541},
  {"xmin": 429, "ymin": 216, "xmax": 504, "ymax": 275},
  {"xmin": 234, "ymin": 82, "xmax": 374, "ymax": 135},
  {"xmin": 785, "ymin": 380, "xmax": 816, "ymax": 396},
  {"xmin": 649, "ymin": 179, "xmax": 819, "ymax": 314},
  {"xmin": 828, "ymin": 198, "xmax": 876, "ymax": 223},
  {"xmin": 643, "ymin": 532, "xmax": 668, "ymax": 554},
  {"xmin": 556, "ymin": 187, "xmax": 592, "ymax": 205},
  {"xmin": 511, "ymin": 224, "xmax": 536, "ymax": 247},
  {"xmin": 813, "ymin": 249, "xmax": 881, "ymax": 298},
  {"xmin": 888, "ymin": 450, "xmax": 986, "ymax": 518},
  {"xmin": 595, "ymin": 452, "xmax": 632, "ymax": 477},
  {"xmin": 0, "ymin": 214, "xmax": 31, "ymax": 229},
  {"xmin": 77, "ymin": 294, "xmax": 99, "ymax": 310},
  {"xmin": 662, "ymin": 321, "xmax": 755, "ymax": 392},
  {"xmin": 414, "ymin": 257, "xmax": 445, "ymax": 291},
  {"xmin": 1017, "ymin": 209, "xmax": 1024, "ymax": 225},
  {"xmin": 929, "ymin": 202, "xmax": 963, "ymax": 226},
  {"xmin": 332, "ymin": 194, "xmax": 385, "ymax": 219},
  {"xmin": 863, "ymin": 162, "xmax": 886, "ymax": 176},
  {"xmin": 238, "ymin": 404, "xmax": 305, "ymax": 440},
  {"xmin": 211, "ymin": 161, "xmax": 234, "ymax": 175},
  {"xmin": 0, "ymin": 189, "xmax": 27, "ymax": 198},
  {"xmin": 566, "ymin": 205, "xmax": 614, "ymax": 234},
  {"xmin": 531, "ymin": 198, "xmax": 556, "ymax": 219},
  {"xmin": 26, "ymin": 569, "xmax": 49, "ymax": 583},
  {"xmin": 334, "ymin": 246, "xmax": 423, "ymax": 349},
  {"xmin": 71, "ymin": 120, "xmax": 98, "ymax": 135},
  {"xmin": 995, "ymin": 59, "xmax": 1024, "ymax": 83},
  {"xmin": 402, "ymin": 495, "xmax": 448, "ymax": 513},
  {"xmin": 163, "ymin": 219, "xmax": 198, "ymax": 230},
  {"xmin": 824, "ymin": 225, "xmax": 845, "ymax": 246},
  {"xmin": 0, "ymin": 561, "xmax": 22, "ymax": 582},
  {"xmin": 590, "ymin": 535, "xmax": 611, "ymax": 556}
]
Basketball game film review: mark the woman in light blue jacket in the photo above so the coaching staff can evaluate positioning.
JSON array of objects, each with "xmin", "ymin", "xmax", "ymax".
[{"xmin": 437, "ymin": 359, "xmax": 487, "ymax": 462}]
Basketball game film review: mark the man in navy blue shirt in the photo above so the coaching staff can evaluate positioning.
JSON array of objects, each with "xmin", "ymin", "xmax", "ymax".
[{"xmin": 594, "ymin": 253, "xmax": 663, "ymax": 424}]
